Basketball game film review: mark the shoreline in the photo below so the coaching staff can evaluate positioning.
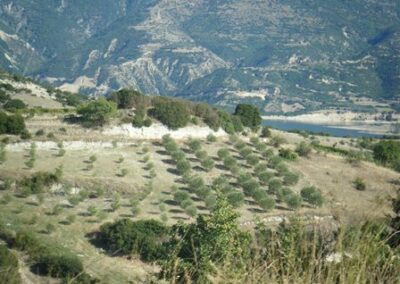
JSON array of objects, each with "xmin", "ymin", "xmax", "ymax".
[{"xmin": 262, "ymin": 111, "xmax": 399, "ymax": 136}]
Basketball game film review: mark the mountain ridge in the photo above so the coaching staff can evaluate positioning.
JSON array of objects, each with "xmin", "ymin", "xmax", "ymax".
[{"xmin": 0, "ymin": 0, "xmax": 399, "ymax": 113}]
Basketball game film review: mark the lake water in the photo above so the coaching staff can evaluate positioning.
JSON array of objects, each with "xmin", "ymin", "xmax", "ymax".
[{"xmin": 263, "ymin": 120, "xmax": 384, "ymax": 138}]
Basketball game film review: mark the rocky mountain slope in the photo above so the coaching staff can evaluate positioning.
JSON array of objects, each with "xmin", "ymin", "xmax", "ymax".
[{"xmin": 0, "ymin": 0, "xmax": 399, "ymax": 113}]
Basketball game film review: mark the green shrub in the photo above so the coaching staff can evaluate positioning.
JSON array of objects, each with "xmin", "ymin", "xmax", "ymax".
[
  {"xmin": 171, "ymin": 150, "xmax": 185, "ymax": 163},
  {"xmin": 207, "ymin": 133, "xmax": 217, "ymax": 143},
  {"xmin": 284, "ymin": 194, "xmax": 303, "ymax": 210},
  {"xmin": 234, "ymin": 104, "xmax": 262, "ymax": 129},
  {"xmin": 34, "ymin": 250, "xmax": 84, "ymax": 278},
  {"xmin": 223, "ymin": 156, "xmax": 237, "ymax": 170},
  {"xmin": 201, "ymin": 157, "xmax": 215, "ymax": 172},
  {"xmin": 255, "ymin": 142, "xmax": 267, "ymax": 152},
  {"xmin": 1, "ymin": 113, "xmax": 26, "ymax": 135},
  {"xmin": 261, "ymin": 126, "xmax": 272, "ymax": 138},
  {"xmin": 258, "ymin": 171, "xmax": 273, "ymax": 184},
  {"xmin": 259, "ymin": 197, "xmax": 276, "ymax": 212},
  {"xmin": 109, "ymin": 89, "xmax": 146, "ymax": 109},
  {"xmin": 231, "ymin": 115, "xmax": 244, "ymax": 132},
  {"xmin": 4, "ymin": 99, "xmax": 26, "ymax": 111},
  {"xmin": 0, "ymin": 245, "xmax": 21, "ymax": 284},
  {"xmin": 268, "ymin": 179, "xmax": 283, "ymax": 194},
  {"xmin": 77, "ymin": 98, "xmax": 117, "ymax": 126},
  {"xmin": 176, "ymin": 159, "xmax": 191, "ymax": 175},
  {"xmin": 174, "ymin": 190, "xmax": 190, "ymax": 204},
  {"xmin": 0, "ymin": 143, "xmax": 6, "ymax": 164},
  {"xmin": 98, "ymin": 219, "xmax": 168, "ymax": 261},
  {"xmin": 218, "ymin": 110, "xmax": 235, "ymax": 134},
  {"xmin": 187, "ymin": 139, "xmax": 202, "ymax": 152},
  {"xmin": 279, "ymin": 148, "xmax": 298, "ymax": 161},
  {"xmin": 226, "ymin": 191, "xmax": 245, "ymax": 208},
  {"xmin": 300, "ymin": 186, "xmax": 324, "ymax": 207},
  {"xmin": 283, "ymin": 172, "xmax": 299, "ymax": 186},
  {"xmin": 18, "ymin": 171, "xmax": 59, "ymax": 195},
  {"xmin": 296, "ymin": 142, "xmax": 312, "ymax": 157},
  {"xmin": 195, "ymin": 150, "xmax": 207, "ymax": 160},
  {"xmin": 240, "ymin": 147, "xmax": 253, "ymax": 158},
  {"xmin": 353, "ymin": 177, "xmax": 366, "ymax": 191},
  {"xmin": 373, "ymin": 140, "xmax": 400, "ymax": 171},
  {"xmin": 205, "ymin": 194, "xmax": 217, "ymax": 209},
  {"xmin": 242, "ymin": 179, "xmax": 260, "ymax": 197},
  {"xmin": 185, "ymin": 205, "xmax": 198, "ymax": 217},
  {"xmin": 270, "ymin": 136, "xmax": 287, "ymax": 147},
  {"xmin": 217, "ymin": 148, "xmax": 230, "ymax": 159},
  {"xmin": 246, "ymin": 154, "xmax": 260, "ymax": 166},
  {"xmin": 151, "ymin": 98, "xmax": 190, "ymax": 129}
]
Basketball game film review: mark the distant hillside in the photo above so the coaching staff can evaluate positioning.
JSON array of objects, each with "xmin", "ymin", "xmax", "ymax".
[{"xmin": 0, "ymin": 0, "xmax": 399, "ymax": 113}]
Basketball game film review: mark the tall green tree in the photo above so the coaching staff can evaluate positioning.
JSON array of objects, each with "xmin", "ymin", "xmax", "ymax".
[
  {"xmin": 77, "ymin": 98, "xmax": 117, "ymax": 126},
  {"xmin": 234, "ymin": 104, "xmax": 262, "ymax": 129}
]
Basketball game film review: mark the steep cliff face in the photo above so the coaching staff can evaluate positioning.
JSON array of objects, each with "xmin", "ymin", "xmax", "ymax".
[{"xmin": 0, "ymin": 0, "xmax": 399, "ymax": 113}]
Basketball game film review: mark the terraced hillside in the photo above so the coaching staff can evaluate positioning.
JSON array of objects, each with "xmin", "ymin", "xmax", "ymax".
[{"xmin": 0, "ymin": 0, "xmax": 399, "ymax": 113}]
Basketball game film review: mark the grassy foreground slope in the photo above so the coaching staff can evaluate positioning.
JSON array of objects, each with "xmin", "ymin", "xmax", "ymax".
[{"xmin": 0, "ymin": 77, "xmax": 399, "ymax": 283}]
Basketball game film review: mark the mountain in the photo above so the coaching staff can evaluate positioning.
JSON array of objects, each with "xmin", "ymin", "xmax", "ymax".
[{"xmin": 0, "ymin": 0, "xmax": 399, "ymax": 114}]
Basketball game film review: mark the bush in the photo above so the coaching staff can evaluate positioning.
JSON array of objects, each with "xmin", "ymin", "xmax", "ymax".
[
  {"xmin": 77, "ymin": 98, "xmax": 117, "ymax": 127},
  {"xmin": 353, "ymin": 177, "xmax": 366, "ymax": 191},
  {"xmin": 242, "ymin": 179, "xmax": 260, "ymax": 197},
  {"xmin": 296, "ymin": 142, "xmax": 312, "ymax": 157},
  {"xmin": 218, "ymin": 111, "xmax": 235, "ymax": 134},
  {"xmin": 346, "ymin": 150, "xmax": 363, "ymax": 165},
  {"xmin": 171, "ymin": 150, "xmax": 185, "ymax": 163},
  {"xmin": 0, "ymin": 113, "xmax": 26, "ymax": 135},
  {"xmin": 187, "ymin": 139, "xmax": 201, "ymax": 152},
  {"xmin": 240, "ymin": 147, "xmax": 253, "ymax": 158},
  {"xmin": 4, "ymin": 99, "xmax": 26, "ymax": 111},
  {"xmin": 207, "ymin": 133, "xmax": 217, "ymax": 143},
  {"xmin": 109, "ymin": 89, "xmax": 146, "ymax": 109},
  {"xmin": 246, "ymin": 154, "xmax": 260, "ymax": 166},
  {"xmin": 151, "ymin": 98, "xmax": 190, "ymax": 130},
  {"xmin": 223, "ymin": 156, "xmax": 237, "ymax": 170},
  {"xmin": 234, "ymin": 104, "xmax": 262, "ymax": 129},
  {"xmin": 227, "ymin": 191, "xmax": 245, "ymax": 208},
  {"xmin": 284, "ymin": 194, "xmax": 303, "ymax": 210},
  {"xmin": 270, "ymin": 136, "xmax": 287, "ymax": 147},
  {"xmin": 195, "ymin": 150, "xmax": 207, "ymax": 160},
  {"xmin": 261, "ymin": 126, "xmax": 272, "ymax": 138},
  {"xmin": 258, "ymin": 171, "xmax": 273, "ymax": 184},
  {"xmin": 201, "ymin": 157, "xmax": 215, "ymax": 172},
  {"xmin": 373, "ymin": 140, "xmax": 400, "ymax": 170},
  {"xmin": 176, "ymin": 159, "xmax": 191, "ymax": 175},
  {"xmin": 217, "ymin": 148, "xmax": 230, "ymax": 159},
  {"xmin": 34, "ymin": 250, "xmax": 84, "ymax": 278},
  {"xmin": 18, "ymin": 171, "xmax": 60, "ymax": 195},
  {"xmin": 300, "ymin": 186, "xmax": 324, "ymax": 207},
  {"xmin": 98, "ymin": 219, "xmax": 168, "ymax": 261},
  {"xmin": 268, "ymin": 179, "xmax": 283, "ymax": 194},
  {"xmin": 279, "ymin": 148, "xmax": 298, "ymax": 161},
  {"xmin": 283, "ymin": 172, "xmax": 299, "ymax": 186},
  {"xmin": 0, "ymin": 245, "xmax": 21, "ymax": 284},
  {"xmin": 259, "ymin": 197, "xmax": 276, "ymax": 212},
  {"xmin": 185, "ymin": 205, "xmax": 198, "ymax": 217},
  {"xmin": 174, "ymin": 191, "xmax": 190, "ymax": 204}
]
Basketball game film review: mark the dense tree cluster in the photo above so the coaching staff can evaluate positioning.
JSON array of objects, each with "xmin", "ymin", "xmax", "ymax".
[
  {"xmin": 0, "ymin": 112, "xmax": 26, "ymax": 135},
  {"xmin": 373, "ymin": 140, "xmax": 400, "ymax": 171},
  {"xmin": 77, "ymin": 98, "xmax": 117, "ymax": 126},
  {"xmin": 234, "ymin": 104, "xmax": 262, "ymax": 129},
  {"xmin": 98, "ymin": 219, "xmax": 168, "ymax": 261},
  {"xmin": 151, "ymin": 97, "xmax": 190, "ymax": 130}
]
